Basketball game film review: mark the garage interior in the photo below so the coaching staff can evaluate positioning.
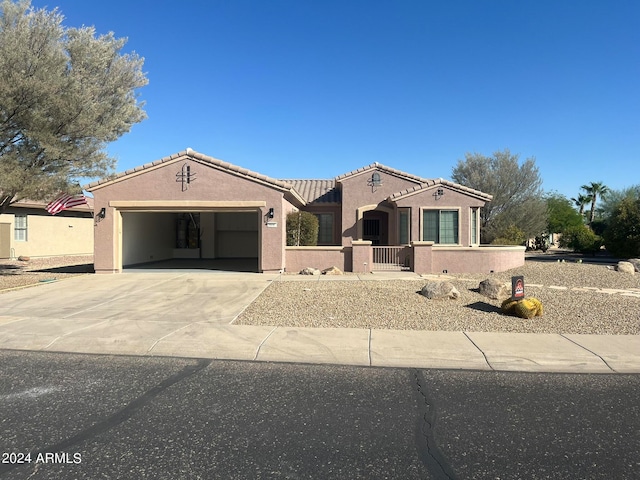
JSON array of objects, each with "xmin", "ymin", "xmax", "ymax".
[{"xmin": 121, "ymin": 211, "xmax": 259, "ymax": 272}]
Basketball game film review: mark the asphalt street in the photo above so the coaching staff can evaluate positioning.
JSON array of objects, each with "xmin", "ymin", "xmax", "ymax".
[{"xmin": 1, "ymin": 351, "xmax": 639, "ymax": 479}]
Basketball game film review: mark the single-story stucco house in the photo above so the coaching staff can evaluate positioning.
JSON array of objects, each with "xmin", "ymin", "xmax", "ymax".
[
  {"xmin": 0, "ymin": 199, "xmax": 94, "ymax": 260},
  {"xmin": 84, "ymin": 149, "xmax": 524, "ymax": 274}
]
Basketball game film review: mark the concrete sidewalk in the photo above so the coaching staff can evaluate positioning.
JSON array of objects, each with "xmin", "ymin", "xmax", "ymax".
[{"xmin": 0, "ymin": 273, "xmax": 639, "ymax": 373}]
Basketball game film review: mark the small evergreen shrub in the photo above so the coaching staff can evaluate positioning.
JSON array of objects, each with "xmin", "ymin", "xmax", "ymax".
[
  {"xmin": 491, "ymin": 225, "xmax": 526, "ymax": 245},
  {"xmin": 286, "ymin": 211, "xmax": 319, "ymax": 246}
]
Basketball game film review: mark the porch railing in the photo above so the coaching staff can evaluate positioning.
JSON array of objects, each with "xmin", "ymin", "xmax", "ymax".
[{"xmin": 372, "ymin": 246, "xmax": 411, "ymax": 271}]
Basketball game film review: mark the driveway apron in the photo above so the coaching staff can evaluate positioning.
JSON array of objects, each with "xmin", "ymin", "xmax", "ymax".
[{"xmin": 0, "ymin": 272, "xmax": 276, "ymax": 354}]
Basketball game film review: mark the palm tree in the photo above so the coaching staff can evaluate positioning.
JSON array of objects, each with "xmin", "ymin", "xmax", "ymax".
[
  {"xmin": 570, "ymin": 193, "xmax": 591, "ymax": 217},
  {"xmin": 580, "ymin": 182, "xmax": 610, "ymax": 224}
]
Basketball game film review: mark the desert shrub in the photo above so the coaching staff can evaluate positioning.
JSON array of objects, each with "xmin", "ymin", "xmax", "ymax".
[
  {"xmin": 603, "ymin": 197, "xmax": 640, "ymax": 258},
  {"xmin": 559, "ymin": 224, "xmax": 602, "ymax": 254},
  {"xmin": 491, "ymin": 225, "xmax": 526, "ymax": 245},
  {"xmin": 286, "ymin": 211, "xmax": 319, "ymax": 246}
]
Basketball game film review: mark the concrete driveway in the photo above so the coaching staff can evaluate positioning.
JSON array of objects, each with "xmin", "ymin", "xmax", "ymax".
[
  {"xmin": 0, "ymin": 272, "xmax": 276, "ymax": 322},
  {"xmin": 0, "ymin": 272, "xmax": 277, "ymax": 354}
]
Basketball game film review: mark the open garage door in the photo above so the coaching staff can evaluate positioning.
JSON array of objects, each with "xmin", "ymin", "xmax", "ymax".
[{"xmin": 121, "ymin": 210, "xmax": 259, "ymax": 272}]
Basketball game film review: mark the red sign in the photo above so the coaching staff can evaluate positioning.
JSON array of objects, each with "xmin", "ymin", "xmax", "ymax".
[{"xmin": 512, "ymin": 276, "xmax": 525, "ymax": 300}]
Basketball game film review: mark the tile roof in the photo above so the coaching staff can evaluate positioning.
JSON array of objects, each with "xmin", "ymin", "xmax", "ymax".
[
  {"xmin": 335, "ymin": 162, "xmax": 428, "ymax": 184},
  {"xmin": 82, "ymin": 151, "xmax": 491, "ymax": 206},
  {"xmin": 279, "ymin": 179, "xmax": 340, "ymax": 204},
  {"xmin": 388, "ymin": 178, "xmax": 493, "ymax": 202},
  {"xmin": 84, "ymin": 149, "xmax": 307, "ymax": 206},
  {"xmin": 84, "ymin": 149, "xmax": 294, "ymax": 191}
]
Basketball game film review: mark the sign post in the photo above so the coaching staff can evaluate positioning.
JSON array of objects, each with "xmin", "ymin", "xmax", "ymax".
[{"xmin": 511, "ymin": 276, "xmax": 525, "ymax": 300}]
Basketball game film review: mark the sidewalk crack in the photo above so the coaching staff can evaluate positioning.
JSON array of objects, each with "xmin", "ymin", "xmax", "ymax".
[
  {"xmin": 254, "ymin": 326, "xmax": 278, "ymax": 361},
  {"xmin": 560, "ymin": 334, "xmax": 617, "ymax": 373},
  {"xmin": 463, "ymin": 332, "xmax": 494, "ymax": 371}
]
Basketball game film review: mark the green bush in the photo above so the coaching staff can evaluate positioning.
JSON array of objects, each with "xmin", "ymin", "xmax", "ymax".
[
  {"xmin": 490, "ymin": 225, "xmax": 526, "ymax": 245},
  {"xmin": 603, "ymin": 197, "xmax": 640, "ymax": 258},
  {"xmin": 286, "ymin": 211, "xmax": 319, "ymax": 246},
  {"xmin": 559, "ymin": 224, "xmax": 602, "ymax": 254}
]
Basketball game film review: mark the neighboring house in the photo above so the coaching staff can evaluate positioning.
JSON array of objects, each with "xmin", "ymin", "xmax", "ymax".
[
  {"xmin": 0, "ymin": 199, "xmax": 94, "ymax": 259},
  {"xmin": 85, "ymin": 149, "xmax": 524, "ymax": 274}
]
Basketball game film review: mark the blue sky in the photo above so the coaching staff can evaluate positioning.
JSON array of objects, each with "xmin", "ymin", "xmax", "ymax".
[{"xmin": 31, "ymin": 0, "xmax": 640, "ymax": 199}]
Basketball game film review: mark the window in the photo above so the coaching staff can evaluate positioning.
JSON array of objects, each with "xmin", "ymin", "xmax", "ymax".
[
  {"xmin": 398, "ymin": 208, "xmax": 410, "ymax": 245},
  {"xmin": 14, "ymin": 214, "xmax": 27, "ymax": 241},
  {"xmin": 315, "ymin": 213, "xmax": 334, "ymax": 245},
  {"xmin": 422, "ymin": 210, "xmax": 459, "ymax": 244},
  {"xmin": 471, "ymin": 207, "xmax": 478, "ymax": 245}
]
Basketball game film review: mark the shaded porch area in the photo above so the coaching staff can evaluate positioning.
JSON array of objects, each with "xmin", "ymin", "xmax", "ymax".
[{"xmin": 123, "ymin": 258, "xmax": 259, "ymax": 273}]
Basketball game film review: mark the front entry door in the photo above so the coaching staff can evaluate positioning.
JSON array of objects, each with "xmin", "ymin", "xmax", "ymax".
[{"xmin": 362, "ymin": 210, "xmax": 389, "ymax": 245}]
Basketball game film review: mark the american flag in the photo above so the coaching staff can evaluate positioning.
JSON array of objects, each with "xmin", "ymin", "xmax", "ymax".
[{"xmin": 46, "ymin": 193, "xmax": 88, "ymax": 215}]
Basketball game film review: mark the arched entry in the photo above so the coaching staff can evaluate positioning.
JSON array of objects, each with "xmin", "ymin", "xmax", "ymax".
[{"xmin": 362, "ymin": 210, "xmax": 388, "ymax": 245}]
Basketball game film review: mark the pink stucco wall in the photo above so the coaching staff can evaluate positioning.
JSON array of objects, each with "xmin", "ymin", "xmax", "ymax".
[
  {"xmin": 394, "ymin": 186, "xmax": 486, "ymax": 247},
  {"xmin": 285, "ymin": 246, "xmax": 351, "ymax": 273},
  {"xmin": 90, "ymin": 154, "xmax": 289, "ymax": 273},
  {"xmin": 284, "ymin": 243, "xmax": 524, "ymax": 274},
  {"xmin": 413, "ymin": 245, "xmax": 526, "ymax": 274},
  {"xmin": 338, "ymin": 169, "xmax": 422, "ymax": 246}
]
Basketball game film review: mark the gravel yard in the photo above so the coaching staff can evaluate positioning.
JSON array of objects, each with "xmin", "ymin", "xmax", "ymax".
[
  {"xmin": 0, "ymin": 255, "xmax": 93, "ymax": 291},
  {"xmin": 235, "ymin": 261, "xmax": 640, "ymax": 334},
  {"xmin": 2, "ymin": 256, "xmax": 639, "ymax": 335}
]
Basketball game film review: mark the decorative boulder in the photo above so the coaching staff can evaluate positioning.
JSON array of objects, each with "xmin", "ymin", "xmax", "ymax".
[
  {"xmin": 627, "ymin": 258, "xmax": 640, "ymax": 272},
  {"xmin": 420, "ymin": 281, "xmax": 460, "ymax": 300},
  {"xmin": 17, "ymin": 255, "xmax": 30, "ymax": 262},
  {"xmin": 478, "ymin": 278, "xmax": 510, "ymax": 300},
  {"xmin": 299, "ymin": 267, "xmax": 321, "ymax": 275},
  {"xmin": 616, "ymin": 261, "xmax": 636, "ymax": 275},
  {"xmin": 322, "ymin": 266, "xmax": 343, "ymax": 275}
]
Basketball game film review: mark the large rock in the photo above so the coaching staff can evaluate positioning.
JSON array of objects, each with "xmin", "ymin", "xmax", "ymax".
[
  {"xmin": 478, "ymin": 278, "xmax": 510, "ymax": 300},
  {"xmin": 299, "ymin": 267, "xmax": 321, "ymax": 275},
  {"xmin": 17, "ymin": 255, "xmax": 30, "ymax": 262},
  {"xmin": 322, "ymin": 266, "xmax": 343, "ymax": 275},
  {"xmin": 420, "ymin": 281, "xmax": 460, "ymax": 300},
  {"xmin": 616, "ymin": 261, "xmax": 635, "ymax": 275},
  {"xmin": 627, "ymin": 258, "xmax": 640, "ymax": 272}
]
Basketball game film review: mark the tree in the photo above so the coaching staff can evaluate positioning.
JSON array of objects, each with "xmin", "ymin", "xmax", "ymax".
[
  {"xmin": 580, "ymin": 181, "xmax": 609, "ymax": 225},
  {"xmin": 602, "ymin": 196, "xmax": 640, "ymax": 258},
  {"xmin": 570, "ymin": 193, "xmax": 591, "ymax": 217},
  {"xmin": 451, "ymin": 149, "xmax": 547, "ymax": 244},
  {"xmin": 286, "ymin": 211, "xmax": 319, "ymax": 246},
  {"xmin": 546, "ymin": 193, "xmax": 584, "ymax": 233},
  {"xmin": 559, "ymin": 224, "xmax": 603, "ymax": 255},
  {"xmin": 598, "ymin": 184, "xmax": 640, "ymax": 221},
  {"xmin": 0, "ymin": 0, "xmax": 147, "ymax": 213}
]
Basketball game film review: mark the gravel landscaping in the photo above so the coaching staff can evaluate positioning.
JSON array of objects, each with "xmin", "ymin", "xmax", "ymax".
[
  {"xmin": 0, "ymin": 255, "xmax": 93, "ymax": 291},
  {"xmin": 235, "ymin": 261, "xmax": 640, "ymax": 334},
  {"xmin": 2, "ymin": 256, "xmax": 638, "ymax": 335}
]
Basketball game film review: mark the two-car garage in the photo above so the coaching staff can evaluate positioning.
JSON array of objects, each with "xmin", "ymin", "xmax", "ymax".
[
  {"xmin": 120, "ymin": 210, "xmax": 259, "ymax": 271},
  {"xmin": 87, "ymin": 150, "xmax": 304, "ymax": 274}
]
